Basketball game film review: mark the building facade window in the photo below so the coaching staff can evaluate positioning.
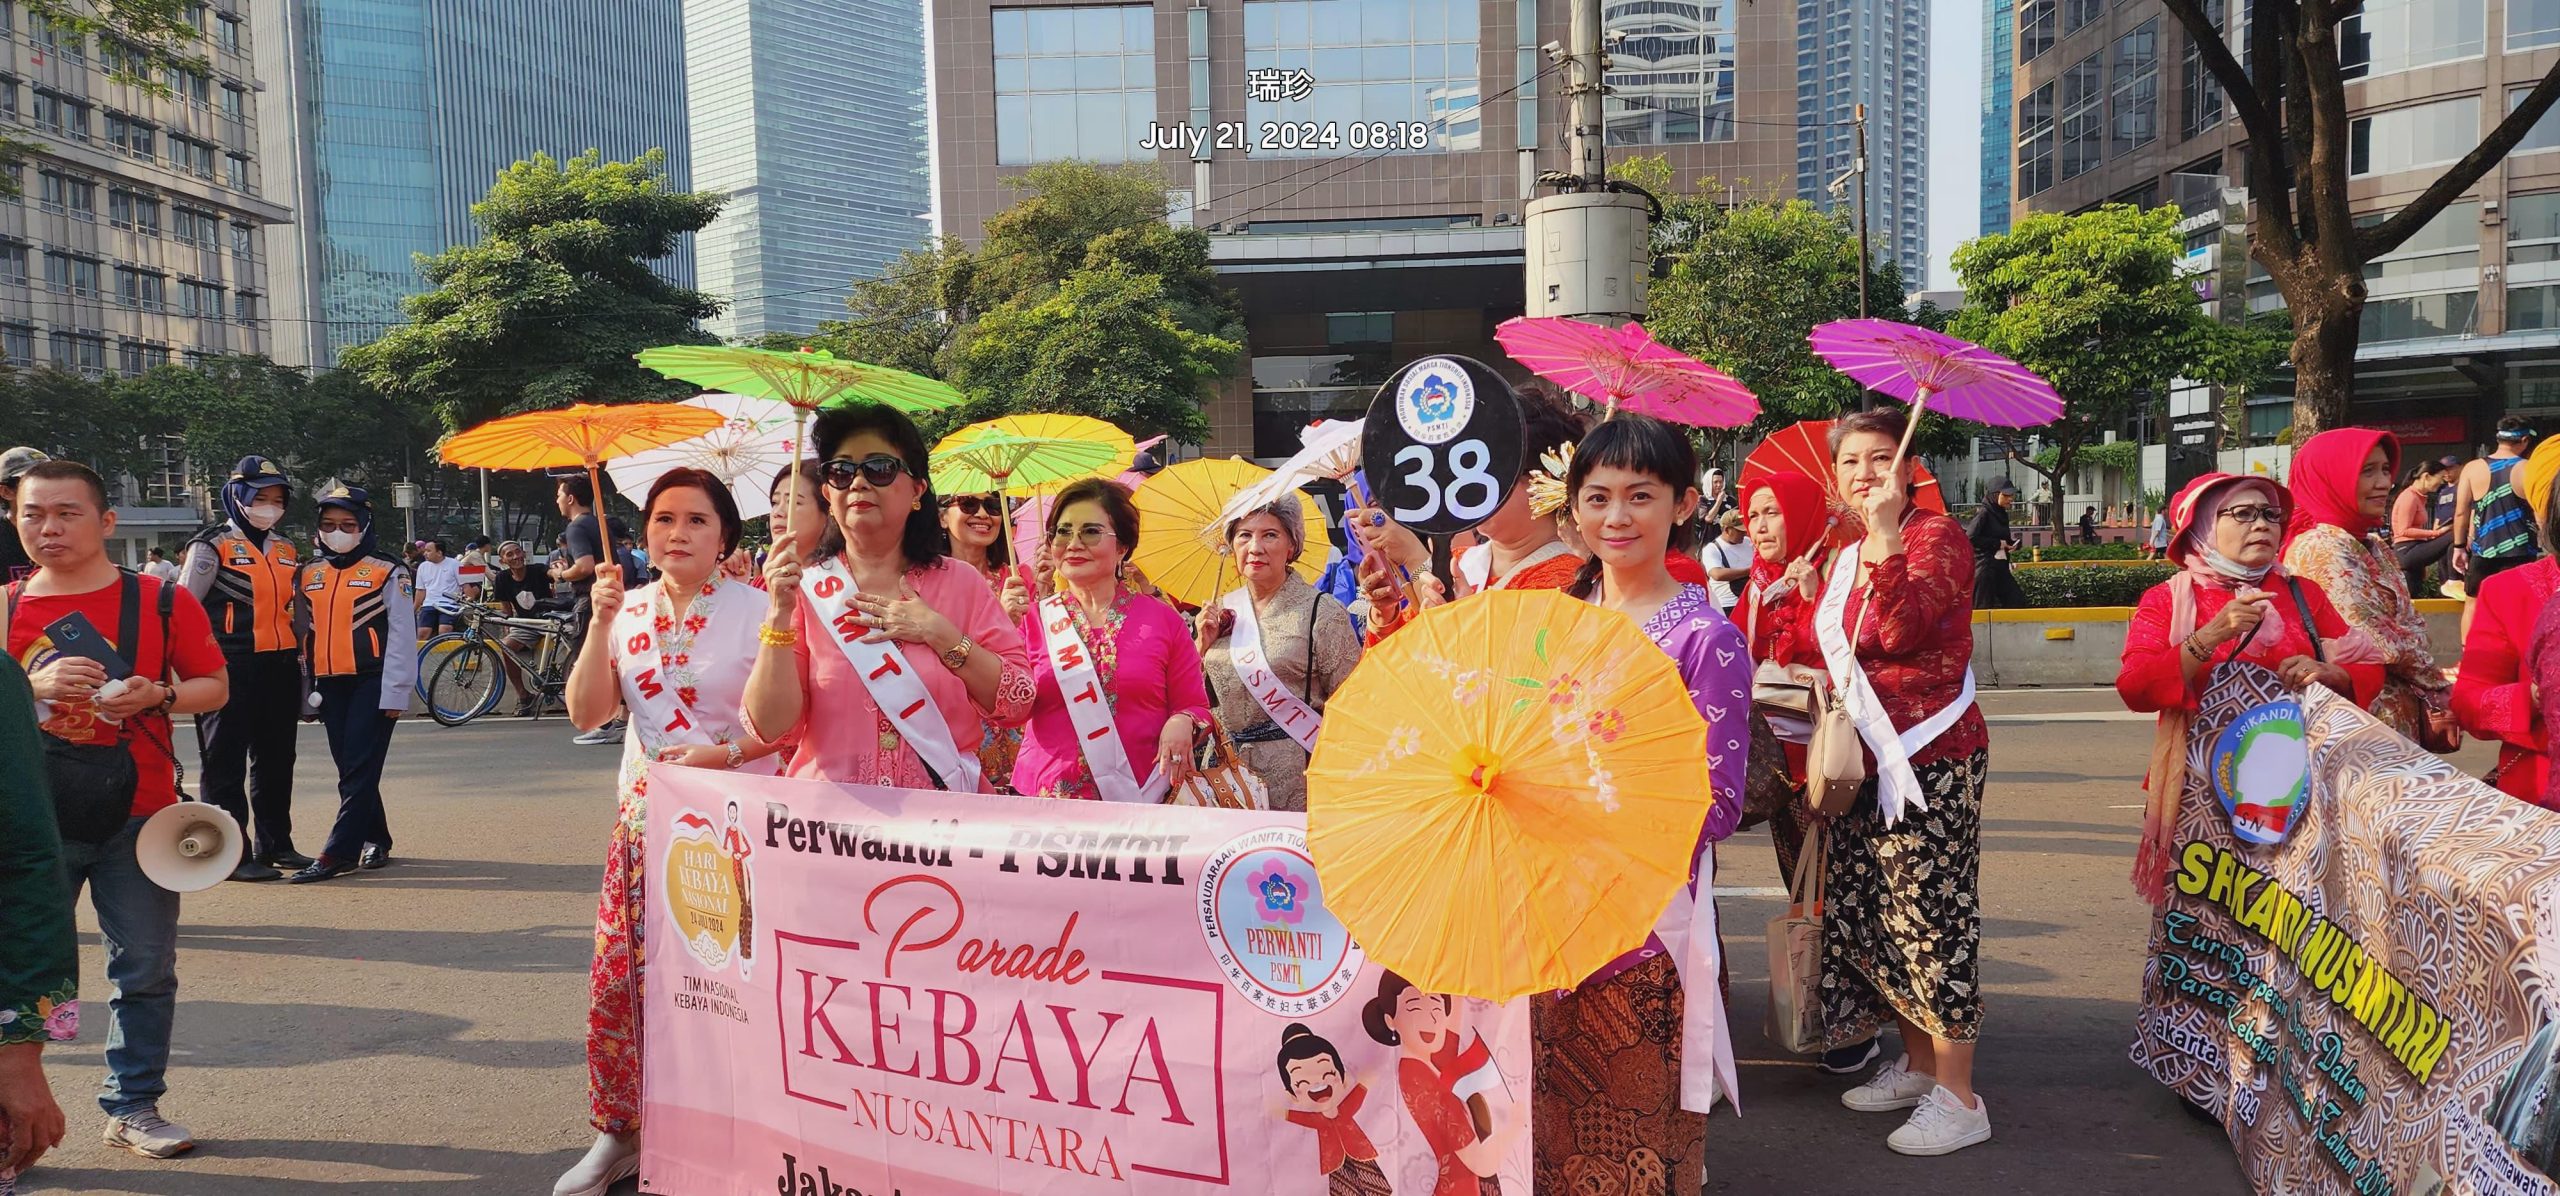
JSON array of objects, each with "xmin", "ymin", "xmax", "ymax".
[
  {"xmin": 2517, "ymin": 0, "xmax": 2560, "ymax": 47},
  {"xmin": 2110, "ymin": 20, "xmax": 2159, "ymax": 156},
  {"xmin": 38, "ymin": 172, "xmax": 92, "ymax": 218},
  {"xmin": 2351, "ymin": 96, "xmax": 2479, "ymax": 176},
  {"xmin": 217, "ymin": 13, "xmax": 241, "ymax": 50},
  {"xmin": 2061, "ymin": 53, "xmax": 2104, "ymax": 180},
  {"xmin": 2019, "ymin": 0, "xmax": 2055, "ymax": 61},
  {"xmin": 991, "ymin": 5, "xmax": 1156, "ymax": 166},
  {"xmin": 179, "ymin": 278, "xmax": 224, "ymax": 318},
  {"xmin": 2181, "ymin": 0, "xmax": 2227, "ymax": 140},
  {"xmin": 225, "ymin": 153, "xmax": 246, "ymax": 190},
  {"xmin": 35, "ymin": 17, "xmax": 83, "ymax": 60},
  {"xmin": 230, "ymin": 223, "xmax": 253, "ymax": 260},
  {"xmin": 2355, "ymin": 202, "xmax": 2478, "ymax": 340},
  {"xmin": 0, "ymin": 325, "xmax": 32, "ymax": 368},
  {"xmin": 2510, "ymin": 88, "xmax": 2560, "ymax": 153},
  {"xmin": 2507, "ymin": 192, "xmax": 2560, "ymax": 330},
  {"xmin": 0, "ymin": 241, "xmax": 22, "ymax": 285},
  {"xmin": 2018, "ymin": 80, "xmax": 2056, "ymax": 197},
  {"xmin": 173, "ymin": 206, "xmax": 217, "ymax": 249},
  {"xmin": 115, "ymin": 267, "xmax": 163, "ymax": 310},
  {"xmin": 107, "ymin": 112, "xmax": 155, "ymax": 159},
  {"xmin": 0, "ymin": 79, "xmax": 16, "ymax": 123},
  {"xmin": 1241, "ymin": 0, "xmax": 1485, "ymax": 154},
  {"xmin": 107, "ymin": 188, "xmax": 160, "ymax": 234},
  {"xmin": 116, "ymin": 340, "xmax": 167, "ymax": 375},
  {"xmin": 2064, "ymin": 0, "xmax": 2102, "ymax": 33},
  {"xmin": 2341, "ymin": 0, "xmax": 2483, "ymax": 77},
  {"xmin": 1601, "ymin": 0, "xmax": 1733, "ymax": 145},
  {"xmin": 220, "ymin": 84, "xmax": 243, "ymax": 120},
  {"xmin": 233, "ymin": 291, "xmax": 257, "ymax": 323}
]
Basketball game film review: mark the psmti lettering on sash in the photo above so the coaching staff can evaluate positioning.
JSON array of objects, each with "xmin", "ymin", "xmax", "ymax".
[
  {"xmin": 1037, "ymin": 593, "xmax": 1164, "ymax": 803},
  {"xmin": 615, "ymin": 590, "xmax": 696, "ymax": 738},
  {"xmin": 1220, "ymin": 588, "xmax": 1321, "ymax": 751}
]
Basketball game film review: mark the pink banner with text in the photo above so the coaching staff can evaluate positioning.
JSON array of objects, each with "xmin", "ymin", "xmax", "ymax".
[{"xmin": 640, "ymin": 766, "xmax": 1533, "ymax": 1196}]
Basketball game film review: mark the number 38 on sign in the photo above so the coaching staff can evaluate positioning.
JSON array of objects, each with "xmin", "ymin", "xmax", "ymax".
[{"xmin": 1360, "ymin": 355, "xmax": 1524, "ymax": 538}]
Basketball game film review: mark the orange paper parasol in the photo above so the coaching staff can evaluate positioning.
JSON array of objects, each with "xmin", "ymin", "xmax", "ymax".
[
  {"xmin": 1305, "ymin": 589, "xmax": 1714, "ymax": 1000},
  {"xmin": 439, "ymin": 402, "xmax": 725, "ymax": 555}
]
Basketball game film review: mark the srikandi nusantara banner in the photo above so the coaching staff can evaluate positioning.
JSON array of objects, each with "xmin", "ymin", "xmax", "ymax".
[
  {"xmin": 639, "ymin": 765, "xmax": 1533, "ymax": 1196},
  {"xmin": 2132, "ymin": 664, "xmax": 2560, "ymax": 1195}
]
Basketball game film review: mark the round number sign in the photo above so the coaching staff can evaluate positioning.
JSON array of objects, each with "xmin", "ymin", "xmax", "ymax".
[{"xmin": 1360, "ymin": 355, "xmax": 1525, "ymax": 538}]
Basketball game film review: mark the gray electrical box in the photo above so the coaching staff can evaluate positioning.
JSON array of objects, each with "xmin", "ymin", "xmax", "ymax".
[{"xmin": 1523, "ymin": 190, "xmax": 1651, "ymax": 321}]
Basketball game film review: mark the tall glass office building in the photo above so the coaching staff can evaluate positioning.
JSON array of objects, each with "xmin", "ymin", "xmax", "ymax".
[
  {"xmin": 687, "ymin": 0, "xmax": 930, "ymax": 342},
  {"xmin": 254, "ymin": 0, "xmax": 691, "ymax": 365},
  {"xmin": 1795, "ymin": 0, "xmax": 1929, "ymax": 287},
  {"xmin": 1981, "ymin": 0, "xmax": 2013, "ymax": 236}
]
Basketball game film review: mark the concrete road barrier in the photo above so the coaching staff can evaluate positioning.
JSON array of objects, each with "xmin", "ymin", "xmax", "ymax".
[{"xmin": 1970, "ymin": 598, "xmax": 2465, "ymax": 688}]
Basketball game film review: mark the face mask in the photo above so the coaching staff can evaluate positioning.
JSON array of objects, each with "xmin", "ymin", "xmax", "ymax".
[
  {"xmin": 319, "ymin": 529, "xmax": 361, "ymax": 555},
  {"xmin": 244, "ymin": 502, "xmax": 284, "ymax": 530}
]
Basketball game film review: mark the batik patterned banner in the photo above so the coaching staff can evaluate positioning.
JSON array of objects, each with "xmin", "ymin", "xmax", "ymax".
[
  {"xmin": 640, "ymin": 766, "xmax": 1533, "ymax": 1196},
  {"xmin": 2133, "ymin": 664, "xmax": 2560, "ymax": 1195}
]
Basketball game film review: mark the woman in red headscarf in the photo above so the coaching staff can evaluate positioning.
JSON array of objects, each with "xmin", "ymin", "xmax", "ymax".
[
  {"xmin": 1735, "ymin": 470, "xmax": 1832, "ymax": 666},
  {"xmin": 2118, "ymin": 473, "xmax": 2380, "ymax": 903},
  {"xmin": 2452, "ymin": 438, "xmax": 2560, "ymax": 808},
  {"xmin": 2282, "ymin": 428, "xmax": 2451, "ymax": 741}
]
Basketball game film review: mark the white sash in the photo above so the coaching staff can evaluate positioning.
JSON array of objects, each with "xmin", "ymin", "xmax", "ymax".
[
  {"xmin": 1814, "ymin": 548, "xmax": 1978, "ymax": 827},
  {"xmin": 1220, "ymin": 588, "xmax": 1322, "ymax": 752},
  {"xmin": 1037, "ymin": 593, "xmax": 1167, "ymax": 804},
  {"xmin": 800, "ymin": 559, "xmax": 981, "ymax": 792},
  {"xmin": 612, "ymin": 588, "xmax": 699, "ymax": 744}
]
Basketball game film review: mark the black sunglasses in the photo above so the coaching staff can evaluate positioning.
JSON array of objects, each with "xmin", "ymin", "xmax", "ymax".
[
  {"xmin": 942, "ymin": 495, "xmax": 1001, "ymax": 516},
  {"xmin": 820, "ymin": 455, "xmax": 911, "ymax": 490}
]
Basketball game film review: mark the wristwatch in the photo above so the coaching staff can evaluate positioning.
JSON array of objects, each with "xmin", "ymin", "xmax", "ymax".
[
  {"xmin": 158, "ymin": 681, "xmax": 177, "ymax": 712},
  {"xmin": 939, "ymin": 636, "xmax": 975, "ymax": 672}
]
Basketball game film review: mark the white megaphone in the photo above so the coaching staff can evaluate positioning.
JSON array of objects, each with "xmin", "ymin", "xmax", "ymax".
[{"xmin": 135, "ymin": 801, "xmax": 243, "ymax": 892}]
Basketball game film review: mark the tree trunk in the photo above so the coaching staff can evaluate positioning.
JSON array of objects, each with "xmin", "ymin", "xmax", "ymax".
[{"xmin": 2286, "ymin": 282, "xmax": 2362, "ymax": 437}]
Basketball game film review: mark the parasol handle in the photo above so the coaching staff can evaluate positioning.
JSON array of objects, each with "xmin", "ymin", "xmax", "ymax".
[
  {"xmin": 1346, "ymin": 473, "xmax": 1419, "ymax": 603},
  {"xmin": 1889, "ymin": 386, "xmax": 1930, "ymax": 475},
  {"xmin": 585, "ymin": 460, "xmax": 616, "ymax": 584},
  {"xmin": 776, "ymin": 409, "xmax": 808, "ymax": 551}
]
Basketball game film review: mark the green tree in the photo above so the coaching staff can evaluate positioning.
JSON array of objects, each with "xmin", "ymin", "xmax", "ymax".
[
  {"xmin": 116, "ymin": 359, "xmax": 299, "ymax": 494},
  {"xmin": 2160, "ymin": 0, "xmax": 2560, "ymax": 434},
  {"xmin": 948, "ymin": 266, "xmax": 1241, "ymax": 442},
  {"xmin": 1950, "ymin": 204, "xmax": 2284, "ymax": 514},
  {"xmin": 339, "ymin": 149, "xmax": 726, "ymax": 430},
  {"xmin": 761, "ymin": 238, "xmax": 973, "ymax": 379},
  {"xmin": 0, "ymin": 369, "xmax": 140, "ymax": 480}
]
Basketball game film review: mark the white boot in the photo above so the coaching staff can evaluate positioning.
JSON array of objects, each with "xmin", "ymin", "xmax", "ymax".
[{"xmin": 554, "ymin": 1131, "xmax": 639, "ymax": 1196}]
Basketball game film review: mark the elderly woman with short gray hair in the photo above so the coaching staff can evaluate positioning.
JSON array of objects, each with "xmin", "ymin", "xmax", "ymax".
[{"xmin": 1193, "ymin": 498, "xmax": 1363, "ymax": 811}]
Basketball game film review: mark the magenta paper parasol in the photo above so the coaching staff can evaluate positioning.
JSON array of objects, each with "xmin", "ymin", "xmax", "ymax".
[
  {"xmin": 1495, "ymin": 316, "xmax": 1760, "ymax": 427},
  {"xmin": 1807, "ymin": 318, "xmax": 2063, "ymax": 427}
]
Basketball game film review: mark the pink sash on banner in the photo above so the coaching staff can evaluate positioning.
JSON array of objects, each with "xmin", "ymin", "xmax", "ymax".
[
  {"xmin": 1037, "ymin": 593, "xmax": 1167, "ymax": 803},
  {"xmin": 1219, "ymin": 588, "xmax": 1321, "ymax": 751},
  {"xmin": 800, "ymin": 558, "xmax": 982, "ymax": 792}
]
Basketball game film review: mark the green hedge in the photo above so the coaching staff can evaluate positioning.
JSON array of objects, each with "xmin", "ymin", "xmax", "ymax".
[
  {"xmin": 2025, "ymin": 542, "xmax": 2144, "ymax": 562},
  {"xmin": 2010, "ymin": 561, "xmax": 2174, "ymax": 608}
]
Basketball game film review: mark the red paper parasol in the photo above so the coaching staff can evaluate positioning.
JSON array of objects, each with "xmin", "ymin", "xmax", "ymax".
[
  {"xmin": 1496, "ymin": 316, "xmax": 1759, "ymax": 427},
  {"xmin": 1742, "ymin": 419, "xmax": 1946, "ymax": 514}
]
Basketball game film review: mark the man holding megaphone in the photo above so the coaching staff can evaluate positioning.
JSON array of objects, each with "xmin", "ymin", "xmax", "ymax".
[{"xmin": 4, "ymin": 459, "xmax": 229, "ymax": 1162}]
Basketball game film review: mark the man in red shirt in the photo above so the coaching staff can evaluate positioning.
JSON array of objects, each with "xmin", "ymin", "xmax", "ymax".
[{"xmin": 6, "ymin": 460, "xmax": 227, "ymax": 1162}]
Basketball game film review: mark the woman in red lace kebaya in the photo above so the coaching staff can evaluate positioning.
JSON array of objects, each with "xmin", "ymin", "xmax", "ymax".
[
  {"xmin": 2455, "ymin": 438, "xmax": 2560, "ymax": 808},
  {"xmin": 1784, "ymin": 409, "xmax": 1994, "ymax": 1157}
]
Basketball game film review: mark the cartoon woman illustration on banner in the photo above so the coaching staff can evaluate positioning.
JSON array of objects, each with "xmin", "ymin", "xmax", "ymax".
[
  {"xmin": 721, "ymin": 800, "xmax": 754, "ymax": 972},
  {"xmin": 1363, "ymin": 971, "xmax": 1516, "ymax": 1196},
  {"xmin": 1276, "ymin": 1023, "xmax": 1394, "ymax": 1196}
]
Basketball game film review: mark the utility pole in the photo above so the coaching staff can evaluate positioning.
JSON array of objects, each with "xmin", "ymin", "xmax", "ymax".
[
  {"xmin": 1853, "ymin": 103, "xmax": 1872, "ymax": 320},
  {"xmin": 1524, "ymin": 0, "xmax": 1649, "ymax": 324}
]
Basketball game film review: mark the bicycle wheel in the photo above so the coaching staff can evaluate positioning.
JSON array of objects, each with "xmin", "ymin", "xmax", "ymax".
[
  {"xmin": 414, "ymin": 632, "xmax": 476, "ymax": 706},
  {"xmin": 426, "ymin": 640, "xmax": 507, "ymax": 727}
]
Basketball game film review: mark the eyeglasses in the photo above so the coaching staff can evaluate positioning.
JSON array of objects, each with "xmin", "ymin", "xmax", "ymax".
[
  {"xmin": 2218, "ymin": 504, "xmax": 2286, "ymax": 526},
  {"xmin": 942, "ymin": 495, "xmax": 1001, "ymax": 517},
  {"xmin": 1047, "ymin": 524, "xmax": 1118, "ymax": 548},
  {"xmin": 820, "ymin": 455, "xmax": 910, "ymax": 491}
]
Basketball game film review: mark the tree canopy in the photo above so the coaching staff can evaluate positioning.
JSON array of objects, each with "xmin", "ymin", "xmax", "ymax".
[{"xmin": 338, "ymin": 149, "xmax": 726, "ymax": 431}]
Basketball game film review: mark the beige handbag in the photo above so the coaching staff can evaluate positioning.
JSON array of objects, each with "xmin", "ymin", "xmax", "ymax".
[
  {"xmin": 1765, "ymin": 824, "xmax": 1828, "ymax": 1055},
  {"xmin": 1167, "ymin": 719, "xmax": 1271, "ymax": 810},
  {"xmin": 1804, "ymin": 669, "xmax": 1868, "ymax": 816}
]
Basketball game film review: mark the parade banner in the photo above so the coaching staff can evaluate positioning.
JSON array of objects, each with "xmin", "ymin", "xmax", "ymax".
[
  {"xmin": 639, "ymin": 765, "xmax": 1534, "ymax": 1196},
  {"xmin": 2132, "ymin": 665, "xmax": 2560, "ymax": 1195}
]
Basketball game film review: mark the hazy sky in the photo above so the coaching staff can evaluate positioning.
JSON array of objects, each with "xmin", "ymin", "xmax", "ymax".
[{"xmin": 1926, "ymin": 0, "xmax": 1986, "ymax": 292}]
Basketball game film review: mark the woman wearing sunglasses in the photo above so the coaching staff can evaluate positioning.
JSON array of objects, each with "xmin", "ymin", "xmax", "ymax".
[
  {"xmin": 2119, "ymin": 473, "xmax": 2378, "ymax": 899},
  {"xmin": 1009, "ymin": 477, "xmax": 1212, "ymax": 802},
  {"xmin": 940, "ymin": 490, "xmax": 1023, "ymax": 788},
  {"xmin": 743, "ymin": 404, "xmax": 1033, "ymax": 791}
]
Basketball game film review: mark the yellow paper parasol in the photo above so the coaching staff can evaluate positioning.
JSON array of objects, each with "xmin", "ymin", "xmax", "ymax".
[
  {"xmin": 1132, "ymin": 457, "xmax": 1324, "ymax": 607},
  {"xmin": 1306, "ymin": 589, "xmax": 1714, "ymax": 1000},
  {"xmin": 438, "ymin": 402, "xmax": 725, "ymax": 557}
]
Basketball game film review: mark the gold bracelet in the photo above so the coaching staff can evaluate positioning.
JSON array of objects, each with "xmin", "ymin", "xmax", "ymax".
[{"xmin": 758, "ymin": 624, "xmax": 799, "ymax": 648}]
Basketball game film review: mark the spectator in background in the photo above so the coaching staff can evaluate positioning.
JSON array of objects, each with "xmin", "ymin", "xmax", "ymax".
[
  {"xmin": 2392, "ymin": 458, "xmax": 2459, "ymax": 597},
  {"xmin": 1967, "ymin": 484, "xmax": 2027, "ymax": 609},
  {"xmin": 456, "ymin": 537, "xmax": 489, "ymax": 602},
  {"xmin": 412, "ymin": 540, "xmax": 462, "ymax": 640},
  {"xmin": 551, "ymin": 476, "xmax": 632, "ymax": 747},
  {"xmin": 1699, "ymin": 467, "xmax": 1735, "ymax": 525},
  {"xmin": 2455, "ymin": 435, "xmax": 2560, "ymax": 810},
  {"xmin": 2077, "ymin": 506, "xmax": 2099, "ymax": 545},
  {"xmin": 2146, "ymin": 509, "xmax": 2171, "ymax": 560},
  {"xmin": 140, "ymin": 548, "xmax": 177, "ymax": 585},
  {"xmin": 0, "ymin": 447, "xmax": 47, "ymax": 586},
  {"xmin": 8, "ymin": 459, "xmax": 231, "ymax": 1160},
  {"xmin": 487, "ymin": 541, "xmax": 553, "ymax": 717},
  {"xmin": 2284, "ymin": 429, "xmax": 2450, "ymax": 744},
  {"xmin": 1699, "ymin": 509, "xmax": 1754, "ymax": 616},
  {"xmin": 2453, "ymin": 416, "xmax": 2541, "ymax": 591},
  {"xmin": 2432, "ymin": 453, "xmax": 2466, "ymax": 529}
]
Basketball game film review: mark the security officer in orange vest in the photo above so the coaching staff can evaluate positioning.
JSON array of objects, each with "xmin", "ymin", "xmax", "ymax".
[
  {"xmin": 287, "ymin": 480, "xmax": 415, "ymax": 884},
  {"xmin": 179, "ymin": 455, "xmax": 308, "ymax": 882}
]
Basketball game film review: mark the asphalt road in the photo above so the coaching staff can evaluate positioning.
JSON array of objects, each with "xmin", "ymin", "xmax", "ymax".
[{"xmin": 19, "ymin": 687, "xmax": 2456, "ymax": 1194}]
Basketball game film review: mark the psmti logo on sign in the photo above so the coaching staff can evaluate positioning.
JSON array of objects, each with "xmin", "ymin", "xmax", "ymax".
[
  {"xmin": 2210, "ymin": 699, "xmax": 2309, "ymax": 846},
  {"xmin": 1197, "ymin": 825, "xmax": 1364, "ymax": 1017},
  {"xmin": 1395, "ymin": 357, "xmax": 1475, "ymax": 445}
]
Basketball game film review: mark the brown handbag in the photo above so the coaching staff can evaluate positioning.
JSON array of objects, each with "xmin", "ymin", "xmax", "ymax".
[
  {"xmin": 1805, "ymin": 669, "xmax": 1868, "ymax": 816},
  {"xmin": 1166, "ymin": 719, "xmax": 1271, "ymax": 810}
]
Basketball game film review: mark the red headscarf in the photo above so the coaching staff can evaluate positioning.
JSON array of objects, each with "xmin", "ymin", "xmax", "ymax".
[
  {"xmin": 2285, "ymin": 427, "xmax": 2399, "ymax": 542},
  {"xmin": 1733, "ymin": 470, "xmax": 1832, "ymax": 655}
]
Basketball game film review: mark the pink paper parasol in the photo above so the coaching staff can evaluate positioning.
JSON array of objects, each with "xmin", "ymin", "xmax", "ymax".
[
  {"xmin": 1807, "ymin": 319, "xmax": 2063, "ymax": 462},
  {"xmin": 1495, "ymin": 316, "xmax": 1760, "ymax": 427}
]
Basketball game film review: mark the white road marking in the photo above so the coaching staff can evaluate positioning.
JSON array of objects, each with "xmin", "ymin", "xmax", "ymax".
[
  {"xmin": 1713, "ymin": 885, "xmax": 1791, "ymax": 898},
  {"xmin": 1984, "ymin": 711, "xmax": 2151, "ymax": 723}
]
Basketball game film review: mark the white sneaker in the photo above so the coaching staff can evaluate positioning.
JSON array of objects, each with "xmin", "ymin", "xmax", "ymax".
[
  {"xmin": 572, "ymin": 721, "xmax": 625, "ymax": 746},
  {"xmin": 102, "ymin": 1106, "xmax": 196, "ymax": 1158},
  {"xmin": 1887, "ymin": 1085, "xmax": 1993, "ymax": 1156},
  {"xmin": 1840, "ymin": 1056, "xmax": 1937, "ymax": 1112},
  {"xmin": 554, "ymin": 1131, "xmax": 639, "ymax": 1196}
]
